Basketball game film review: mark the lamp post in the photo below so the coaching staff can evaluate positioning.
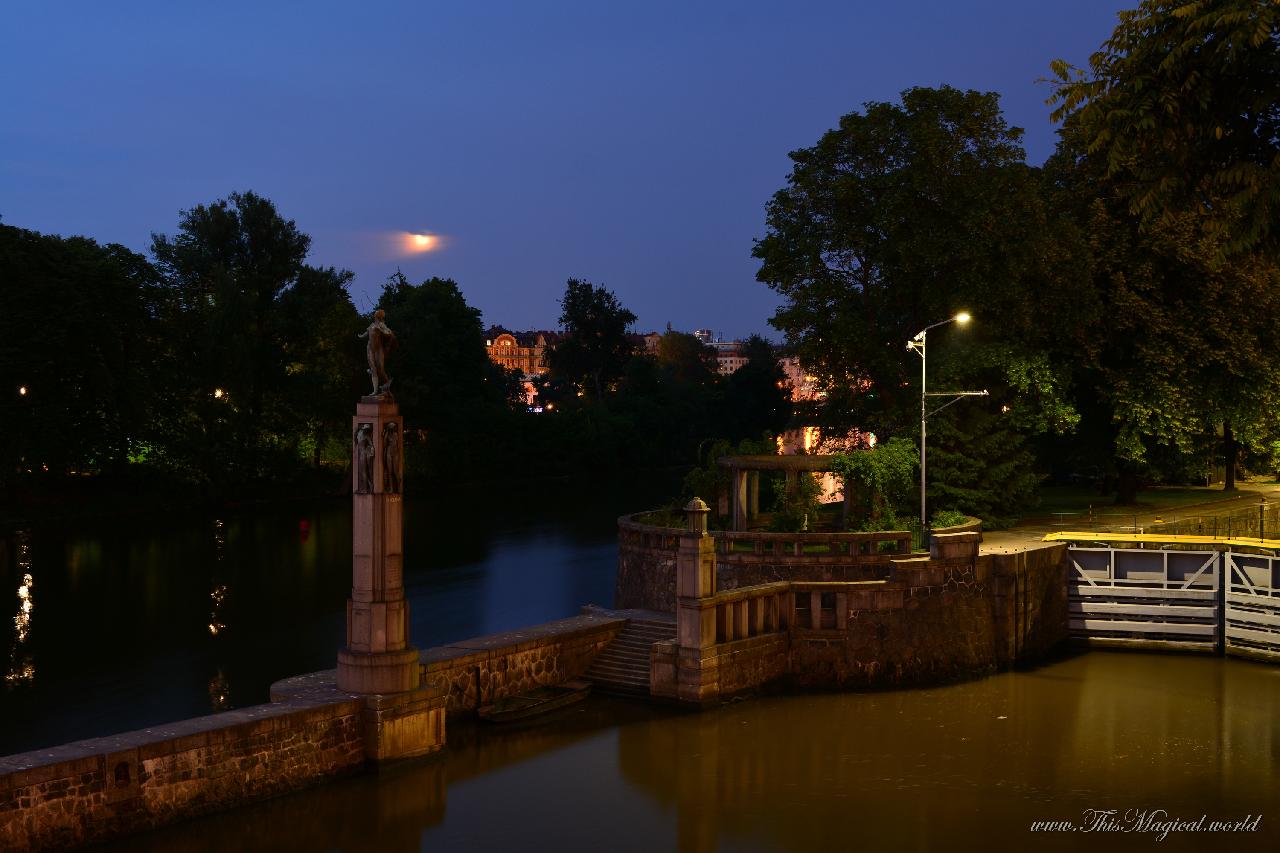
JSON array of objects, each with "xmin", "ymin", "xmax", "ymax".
[{"xmin": 906, "ymin": 312, "xmax": 986, "ymax": 534}]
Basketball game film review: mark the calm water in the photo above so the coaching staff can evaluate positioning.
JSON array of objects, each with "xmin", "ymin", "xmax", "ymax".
[
  {"xmin": 0, "ymin": 475, "xmax": 678, "ymax": 755},
  {"xmin": 4, "ymin": 476, "xmax": 1280, "ymax": 852},
  {"xmin": 101, "ymin": 653, "xmax": 1280, "ymax": 853}
]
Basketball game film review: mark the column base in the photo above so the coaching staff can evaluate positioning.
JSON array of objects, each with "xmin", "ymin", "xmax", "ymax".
[
  {"xmin": 337, "ymin": 646, "xmax": 421, "ymax": 694},
  {"xmin": 362, "ymin": 681, "xmax": 448, "ymax": 763}
]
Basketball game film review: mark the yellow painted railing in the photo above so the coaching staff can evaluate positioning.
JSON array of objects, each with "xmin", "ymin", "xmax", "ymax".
[{"xmin": 1043, "ymin": 531, "xmax": 1280, "ymax": 550}]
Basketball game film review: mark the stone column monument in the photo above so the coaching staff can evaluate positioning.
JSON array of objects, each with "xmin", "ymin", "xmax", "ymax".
[{"xmin": 337, "ymin": 312, "xmax": 445, "ymax": 761}]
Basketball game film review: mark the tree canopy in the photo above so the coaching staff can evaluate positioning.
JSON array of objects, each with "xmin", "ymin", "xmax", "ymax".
[
  {"xmin": 1050, "ymin": 0, "xmax": 1280, "ymax": 254},
  {"xmin": 150, "ymin": 191, "xmax": 361, "ymax": 484},
  {"xmin": 755, "ymin": 86, "xmax": 1077, "ymax": 520},
  {"xmin": 547, "ymin": 278, "xmax": 637, "ymax": 400}
]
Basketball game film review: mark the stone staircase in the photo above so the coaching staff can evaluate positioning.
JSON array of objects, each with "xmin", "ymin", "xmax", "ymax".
[{"xmin": 583, "ymin": 615, "xmax": 675, "ymax": 696}]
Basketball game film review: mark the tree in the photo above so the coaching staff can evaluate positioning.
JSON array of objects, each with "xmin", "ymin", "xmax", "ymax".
[
  {"xmin": 373, "ymin": 272, "xmax": 513, "ymax": 478},
  {"xmin": 151, "ymin": 191, "xmax": 358, "ymax": 484},
  {"xmin": 1050, "ymin": 0, "xmax": 1280, "ymax": 254},
  {"xmin": 721, "ymin": 336, "xmax": 791, "ymax": 443},
  {"xmin": 655, "ymin": 330, "xmax": 716, "ymax": 385},
  {"xmin": 754, "ymin": 86, "xmax": 1079, "ymax": 520},
  {"xmin": 547, "ymin": 278, "xmax": 637, "ymax": 400},
  {"xmin": 0, "ymin": 224, "xmax": 160, "ymax": 486}
]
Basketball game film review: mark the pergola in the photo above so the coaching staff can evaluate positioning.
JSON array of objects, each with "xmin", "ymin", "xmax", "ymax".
[{"xmin": 716, "ymin": 454, "xmax": 851, "ymax": 531}]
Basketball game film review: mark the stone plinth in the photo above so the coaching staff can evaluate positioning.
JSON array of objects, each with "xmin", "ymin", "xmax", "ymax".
[{"xmin": 335, "ymin": 395, "xmax": 442, "ymax": 761}]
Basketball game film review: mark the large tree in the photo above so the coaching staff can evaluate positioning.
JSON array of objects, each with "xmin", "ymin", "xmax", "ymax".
[
  {"xmin": 754, "ymin": 86, "xmax": 1078, "ymax": 521},
  {"xmin": 547, "ymin": 278, "xmax": 637, "ymax": 400},
  {"xmin": 151, "ymin": 191, "xmax": 358, "ymax": 483},
  {"xmin": 1043, "ymin": 125, "xmax": 1280, "ymax": 496},
  {"xmin": 1050, "ymin": 0, "xmax": 1280, "ymax": 254}
]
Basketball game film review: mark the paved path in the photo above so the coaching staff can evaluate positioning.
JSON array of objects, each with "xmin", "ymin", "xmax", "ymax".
[{"xmin": 980, "ymin": 482, "xmax": 1280, "ymax": 555}]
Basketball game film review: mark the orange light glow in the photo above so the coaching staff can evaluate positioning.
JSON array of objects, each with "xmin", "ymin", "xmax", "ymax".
[{"xmin": 402, "ymin": 232, "xmax": 440, "ymax": 254}]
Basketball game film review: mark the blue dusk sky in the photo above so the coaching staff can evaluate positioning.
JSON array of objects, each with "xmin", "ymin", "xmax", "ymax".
[{"xmin": 2, "ymin": 0, "xmax": 1124, "ymax": 339}]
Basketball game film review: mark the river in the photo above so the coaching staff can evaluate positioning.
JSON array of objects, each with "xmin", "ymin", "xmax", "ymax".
[{"xmin": 3, "ymin": 477, "xmax": 1278, "ymax": 851}]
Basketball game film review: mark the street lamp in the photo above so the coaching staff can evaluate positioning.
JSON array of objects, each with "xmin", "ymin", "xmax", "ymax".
[{"xmin": 906, "ymin": 312, "xmax": 987, "ymax": 534}]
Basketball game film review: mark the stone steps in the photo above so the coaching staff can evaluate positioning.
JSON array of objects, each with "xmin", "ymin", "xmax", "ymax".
[{"xmin": 584, "ymin": 616, "xmax": 675, "ymax": 696}]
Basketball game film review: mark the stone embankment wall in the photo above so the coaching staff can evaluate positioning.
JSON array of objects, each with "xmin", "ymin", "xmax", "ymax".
[
  {"xmin": 653, "ymin": 535, "xmax": 1070, "ymax": 703},
  {"xmin": 0, "ymin": 614, "xmax": 625, "ymax": 850},
  {"xmin": 617, "ymin": 519, "xmax": 682, "ymax": 611},
  {"xmin": 0, "ymin": 689, "xmax": 364, "ymax": 851},
  {"xmin": 422, "ymin": 613, "xmax": 625, "ymax": 715},
  {"xmin": 787, "ymin": 545, "xmax": 1069, "ymax": 690}
]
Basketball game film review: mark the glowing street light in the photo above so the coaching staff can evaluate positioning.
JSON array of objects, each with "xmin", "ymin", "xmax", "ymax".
[
  {"xmin": 17, "ymin": 386, "xmax": 28, "ymax": 396},
  {"xmin": 906, "ymin": 312, "xmax": 987, "ymax": 533}
]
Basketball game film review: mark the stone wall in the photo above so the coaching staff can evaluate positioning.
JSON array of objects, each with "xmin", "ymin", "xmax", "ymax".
[
  {"xmin": 0, "ymin": 690, "xmax": 365, "ymax": 851},
  {"xmin": 423, "ymin": 614, "xmax": 625, "ymax": 715},
  {"xmin": 657, "ymin": 543, "xmax": 1070, "ymax": 702},
  {"xmin": 715, "ymin": 555, "xmax": 889, "ymax": 592},
  {"xmin": 616, "ymin": 524, "xmax": 680, "ymax": 612},
  {"xmin": 789, "ymin": 546, "xmax": 1069, "ymax": 690}
]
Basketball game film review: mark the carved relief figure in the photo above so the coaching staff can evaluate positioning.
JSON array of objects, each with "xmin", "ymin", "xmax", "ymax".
[
  {"xmin": 354, "ymin": 423, "xmax": 374, "ymax": 493},
  {"xmin": 382, "ymin": 421, "xmax": 401, "ymax": 494},
  {"xmin": 358, "ymin": 309, "xmax": 397, "ymax": 396}
]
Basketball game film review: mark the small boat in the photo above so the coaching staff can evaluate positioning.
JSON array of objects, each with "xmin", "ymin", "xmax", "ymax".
[{"xmin": 477, "ymin": 680, "xmax": 592, "ymax": 723}]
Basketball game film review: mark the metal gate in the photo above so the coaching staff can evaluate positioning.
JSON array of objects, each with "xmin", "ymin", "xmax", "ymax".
[
  {"xmin": 1067, "ymin": 546, "xmax": 1220, "ymax": 651},
  {"xmin": 1225, "ymin": 551, "xmax": 1280, "ymax": 661}
]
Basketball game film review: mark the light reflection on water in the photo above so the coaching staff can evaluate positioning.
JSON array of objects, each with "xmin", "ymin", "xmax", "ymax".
[
  {"xmin": 103, "ymin": 652, "xmax": 1280, "ymax": 853},
  {"xmin": 5, "ymin": 531, "xmax": 34, "ymax": 685}
]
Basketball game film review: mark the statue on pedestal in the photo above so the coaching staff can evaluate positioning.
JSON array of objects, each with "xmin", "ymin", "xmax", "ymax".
[{"xmin": 359, "ymin": 309, "xmax": 397, "ymax": 397}]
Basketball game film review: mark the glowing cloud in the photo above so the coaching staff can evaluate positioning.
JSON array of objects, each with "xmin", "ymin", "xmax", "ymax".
[{"xmin": 403, "ymin": 232, "xmax": 440, "ymax": 254}]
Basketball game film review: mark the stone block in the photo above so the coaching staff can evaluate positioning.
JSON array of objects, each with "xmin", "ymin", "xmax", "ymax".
[{"xmin": 361, "ymin": 683, "xmax": 447, "ymax": 762}]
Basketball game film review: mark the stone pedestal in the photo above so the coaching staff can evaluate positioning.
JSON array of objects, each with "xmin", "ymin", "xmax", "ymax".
[
  {"xmin": 674, "ymin": 498, "xmax": 721, "ymax": 706},
  {"xmin": 336, "ymin": 395, "xmax": 444, "ymax": 761}
]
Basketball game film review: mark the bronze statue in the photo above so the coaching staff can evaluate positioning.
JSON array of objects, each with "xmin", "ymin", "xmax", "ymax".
[
  {"xmin": 358, "ymin": 309, "xmax": 397, "ymax": 397},
  {"xmin": 354, "ymin": 423, "xmax": 374, "ymax": 493},
  {"xmin": 382, "ymin": 421, "xmax": 401, "ymax": 494}
]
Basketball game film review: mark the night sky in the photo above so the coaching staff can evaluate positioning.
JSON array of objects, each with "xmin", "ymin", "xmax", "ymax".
[{"xmin": 3, "ymin": 0, "xmax": 1123, "ymax": 338}]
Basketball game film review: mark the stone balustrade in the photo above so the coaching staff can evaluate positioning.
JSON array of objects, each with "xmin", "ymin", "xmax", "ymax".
[
  {"xmin": 617, "ymin": 513, "xmax": 916, "ymax": 611},
  {"xmin": 704, "ymin": 582, "xmax": 791, "ymax": 643}
]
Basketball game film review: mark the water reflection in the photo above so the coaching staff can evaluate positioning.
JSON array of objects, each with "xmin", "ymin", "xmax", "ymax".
[
  {"xmin": 105, "ymin": 653, "xmax": 1280, "ymax": 853},
  {"xmin": 208, "ymin": 584, "xmax": 227, "ymax": 637},
  {"xmin": 208, "ymin": 668, "xmax": 231, "ymax": 711},
  {"xmin": 5, "ymin": 531, "xmax": 34, "ymax": 685}
]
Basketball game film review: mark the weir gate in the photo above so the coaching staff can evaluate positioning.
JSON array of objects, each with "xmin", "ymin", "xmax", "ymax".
[{"xmin": 1045, "ymin": 533, "xmax": 1280, "ymax": 660}]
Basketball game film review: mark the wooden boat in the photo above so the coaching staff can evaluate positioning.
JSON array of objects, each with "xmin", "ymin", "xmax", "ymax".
[{"xmin": 477, "ymin": 680, "xmax": 592, "ymax": 723}]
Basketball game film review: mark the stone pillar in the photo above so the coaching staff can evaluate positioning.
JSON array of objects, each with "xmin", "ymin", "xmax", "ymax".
[
  {"xmin": 675, "ymin": 498, "xmax": 720, "ymax": 706},
  {"xmin": 337, "ymin": 395, "xmax": 446, "ymax": 762},
  {"xmin": 732, "ymin": 469, "xmax": 748, "ymax": 531},
  {"xmin": 748, "ymin": 472, "xmax": 760, "ymax": 521}
]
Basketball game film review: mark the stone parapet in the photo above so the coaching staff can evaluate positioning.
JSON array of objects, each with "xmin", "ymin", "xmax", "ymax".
[
  {"xmin": 0, "ymin": 684, "xmax": 367, "ymax": 851},
  {"xmin": 422, "ymin": 614, "xmax": 625, "ymax": 714}
]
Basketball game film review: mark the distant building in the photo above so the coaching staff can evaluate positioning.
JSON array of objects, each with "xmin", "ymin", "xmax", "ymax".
[
  {"xmin": 484, "ymin": 327, "xmax": 560, "ymax": 375},
  {"xmin": 778, "ymin": 355, "xmax": 822, "ymax": 402}
]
